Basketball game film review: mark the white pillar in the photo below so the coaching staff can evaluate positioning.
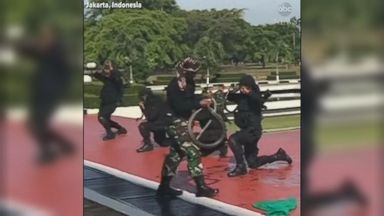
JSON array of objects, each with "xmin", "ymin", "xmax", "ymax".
[
  {"xmin": 129, "ymin": 65, "xmax": 134, "ymax": 84},
  {"xmin": 276, "ymin": 53, "xmax": 280, "ymax": 82},
  {"xmin": 206, "ymin": 66, "xmax": 210, "ymax": 87}
]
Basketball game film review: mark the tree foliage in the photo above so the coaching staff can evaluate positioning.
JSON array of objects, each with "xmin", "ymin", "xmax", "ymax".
[{"xmin": 84, "ymin": 2, "xmax": 301, "ymax": 79}]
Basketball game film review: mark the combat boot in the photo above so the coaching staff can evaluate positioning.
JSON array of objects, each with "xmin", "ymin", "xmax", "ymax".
[
  {"xmin": 227, "ymin": 164, "xmax": 247, "ymax": 177},
  {"xmin": 249, "ymin": 148, "xmax": 292, "ymax": 168},
  {"xmin": 103, "ymin": 132, "xmax": 115, "ymax": 141},
  {"xmin": 156, "ymin": 176, "xmax": 183, "ymax": 197},
  {"xmin": 274, "ymin": 148, "xmax": 292, "ymax": 164},
  {"xmin": 194, "ymin": 175, "xmax": 219, "ymax": 197},
  {"xmin": 227, "ymin": 137, "xmax": 248, "ymax": 177},
  {"xmin": 136, "ymin": 139, "xmax": 154, "ymax": 152},
  {"xmin": 116, "ymin": 127, "xmax": 127, "ymax": 135}
]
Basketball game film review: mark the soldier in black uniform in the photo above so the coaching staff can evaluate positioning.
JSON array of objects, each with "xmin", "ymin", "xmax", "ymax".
[
  {"xmin": 157, "ymin": 57, "xmax": 219, "ymax": 198},
  {"xmin": 20, "ymin": 25, "xmax": 75, "ymax": 163},
  {"xmin": 93, "ymin": 60, "xmax": 127, "ymax": 140},
  {"xmin": 136, "ymin": 88, "xmax": 173, "ymax": 152},
  {"xmin": 226, "ymin": 75, "xmax": 292, "ymax": 177}
]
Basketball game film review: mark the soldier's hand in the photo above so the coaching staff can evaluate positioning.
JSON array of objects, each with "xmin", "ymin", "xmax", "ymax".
[
  {"xmin": 264, "ymin": 89, "xmax": 272, "ymax": 98},
  {"xmin": 138, "ymin": 101, "xmax": 144, "ymax": 109}
]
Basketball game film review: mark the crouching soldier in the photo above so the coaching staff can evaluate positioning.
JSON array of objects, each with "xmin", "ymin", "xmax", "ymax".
[{"xmin": 136, "ymin": 88, "xmax": 174, "ymax": 152}]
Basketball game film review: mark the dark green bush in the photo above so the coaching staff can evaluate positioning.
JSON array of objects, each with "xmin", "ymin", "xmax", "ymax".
[
  {"xmin": 84, "ymin": 82, "xmax": 146, "ymax": 108},
  {"xmin": 84, "ymin": 82, "xmax": 146, "ymax": 95}
]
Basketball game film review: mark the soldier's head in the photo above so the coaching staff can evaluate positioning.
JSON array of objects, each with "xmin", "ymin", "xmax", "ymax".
[
  {"xmin": 218, "ymin": 84, "xmax": 225, "ymax": 92},
  {"xmin": 103, "ymin": 60, "xmax": 116, "ymax": 75},
  {"xmin": 176, "ymin": 57, "xmax": 201, "ymax": 82},
  {"xmin": 239, "ymin": 75, "xmax": 257, "ymax": 95}
]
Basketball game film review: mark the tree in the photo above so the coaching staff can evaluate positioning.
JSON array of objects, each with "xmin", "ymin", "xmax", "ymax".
[
  {"xmin": 193, "ymin": 36, "xmax": 225, "ymax": 66},
  {"xmin": 84, "ymin": 10, "xmax": 187, "ymax": 79},
  {"xmin": 84, "ymin": 4, "xmax": 302, "ymax": 77}
]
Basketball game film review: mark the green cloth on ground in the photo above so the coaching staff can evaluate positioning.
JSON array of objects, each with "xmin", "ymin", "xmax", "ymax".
[{"xmin": 253, "ymin": 197, "xmax": 297, "ymax": 216}]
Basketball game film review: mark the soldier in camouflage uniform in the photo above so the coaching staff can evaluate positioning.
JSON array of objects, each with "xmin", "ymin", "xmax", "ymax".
[
  {"xmin": 157, "ymin": 57, "xmax": 219, "ymax": 198},
  {"xmin": 162, "ymin": 119, "xmax": 203, "ymax": 176},
  {"xmin": 213, "ymin": 84, "xmax": 228, "ymax": 122}
]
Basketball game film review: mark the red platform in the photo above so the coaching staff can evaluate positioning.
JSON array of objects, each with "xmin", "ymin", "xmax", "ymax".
[
  {"xmin": 84, "ymin": 115, "xmax": 301, "ymax": 215},
  {"xmin": 5, "ymin": 114, "xmax": 379, "ymax": 216},
  {"xmin": 4, "ymin": 121, "xmax": 83, "ymax": 216}
]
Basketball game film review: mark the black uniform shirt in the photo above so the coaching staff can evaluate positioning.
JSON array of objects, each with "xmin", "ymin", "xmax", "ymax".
[
  {"xmin": 142, "ymin": 94, "xmax": 171, "ymax": 123},
  {"xmin": 166, "ymin": 78, "xmax": 200, "ymax": 119},
  {"xmin": 93, "ymin": 70, "xmax": 124, "ymax": 104},
  {"xmin": 227, "ymin": 88, "xmax": 264, "ymax": 129}
]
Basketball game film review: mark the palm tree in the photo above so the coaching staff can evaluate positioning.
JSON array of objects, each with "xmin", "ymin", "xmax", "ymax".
[
  {"xmin": 193, "ymin": 36, "xmax": 225, "ymax": 67},
  {"xmin": 270, "ymin": 39, "xmax": 290, "ymax": 81},
  {"xmin": 116, "ymin": 36, "xmax": 146, "ymax": 83},
  {"xmin": 258, "ymin": 37, "xmax": 274, "ymax": 68}
]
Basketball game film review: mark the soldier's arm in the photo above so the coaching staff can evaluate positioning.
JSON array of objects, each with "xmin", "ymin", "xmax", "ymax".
[
  {"xmin": 227, "ymin": 92, "xmax": 241, "ymax": 103},
  {"xmin": 111, "ymin": 70, "xmax": 124, "ymax": 98},
  {"xmin": 92, "ymin": 72, "xmax": 108, "ymax": 82}
]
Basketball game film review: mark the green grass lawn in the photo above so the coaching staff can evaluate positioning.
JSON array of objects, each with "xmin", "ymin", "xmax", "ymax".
[
  {"xmin": 224, "ymin": 114, "xmax": 379, "ymax": 152},
  {"xmin": 316, "ymin": 121, "xmax": 380, "ymax": 151},
  {"xmin": 263, "ymin": 115, "xmax": 300, "ymax": 130},
  {"xmin": 226, "ymin": 114, "xmax": 300, "ymax": 133}
]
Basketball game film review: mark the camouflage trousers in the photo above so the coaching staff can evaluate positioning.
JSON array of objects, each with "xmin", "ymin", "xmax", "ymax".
[{"xmin": 161, "ymin": 118, "xmax": 203, "ymax": 177}]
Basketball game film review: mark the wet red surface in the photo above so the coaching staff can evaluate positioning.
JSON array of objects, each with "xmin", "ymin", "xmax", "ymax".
[
  {"xmin": 4, "ymin": 114, "xmax": 379, "ymax": 216},
  {"xmin": 4, "ymin": 121, "xmax": 83, "ymax": 216},
  {"xmin": 84, "ymin": 115, "xmax": 301, "ymax": 215},
  {"xmin": 309, "ymin": 148, "xmax": 380, "ymax": 216}
]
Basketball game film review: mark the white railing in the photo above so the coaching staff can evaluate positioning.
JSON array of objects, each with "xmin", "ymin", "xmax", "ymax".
[{"xmin": 86, "ymin": 81, "xmax": 302, "ymax": 118}]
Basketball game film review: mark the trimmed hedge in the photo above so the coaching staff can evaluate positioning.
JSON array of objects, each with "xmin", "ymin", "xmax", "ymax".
[
  {"xmin": 152, "ymin": 80, "xmax": 172, "ymax": 85},
  {"xmin": 216, "ymin": 73, "xmax": 246, "ymax": 79},
  {"xmin": 84, "ymin": 82, "xmax": 146, "ymax": 95},
  {"xmin": 84, "ymin": 82, "xmax": 146, "ymax": 108},
  {"xmin": 266, "ymin": 75, "xmax": 300, "ymax": 80},
  {"xmin": 216, "ymin": 78, "xmax": 242, "ymax": 82},
  {"xmin": 150, "ymin": 72, "xmax": 299, "ymax": 84},
  {"xmin": 220, "ymin": 65, "xmax": 287, "ymax": 71},
  {"xmin": 85, "ymin": 94, "xmax": 140, "ymax": 108},
  {"xmin": 270, "ymin": 71, "xmax": 297, "ymax": 76},
  {"xmin": 84, "ymin": 92, "xmax": 167, "ymax": 108},
  {"xmin": 148, "ymin": 67, "xmax": 299, "ymax": 85},
  {"xmin": 156, "ymin": 76, "xmax": 175, "ymax": 81},
  {"xmin": 155, "ymin": 74, "xmax": 203, "ymax": 81}
]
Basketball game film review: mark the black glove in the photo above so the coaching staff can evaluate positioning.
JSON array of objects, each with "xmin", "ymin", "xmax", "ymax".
[{"xmin": 263, "ymin": 89, "xmax": 272, "ymax": 99}]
